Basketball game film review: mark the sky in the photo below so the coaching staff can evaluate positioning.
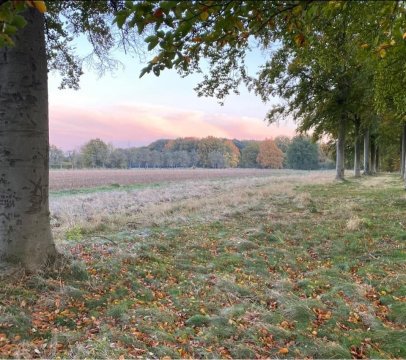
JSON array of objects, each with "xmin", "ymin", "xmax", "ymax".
[{"xmin": 48, "ymin": 40, "xmax": 296, "ymax": 151}]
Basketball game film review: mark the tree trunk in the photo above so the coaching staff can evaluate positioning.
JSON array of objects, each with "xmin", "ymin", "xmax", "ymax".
[
  {"xmin": 370, "ymin": 137, "xmax": 376, "ymax": 174},
  {"xmin": 0, "ymin": 9, "xmax": 56, "ymax": 271},
  {"xmin": 401, "ymin": 123, "xmax": 406, "ymax": 177},
  {"xmin": 354, "ymin": 115, "xmax": 361, "ymax": 177},
  {"xmin": 375, "ymin": 145, "xmax": 379, "ymax": 173},
  {"xmin": 335, "ymin": 116, "xmax": 346, "ymax": 180},
  {"xmin": 363, "ymin": 128, "xmax": 370, "ymax": 175}
]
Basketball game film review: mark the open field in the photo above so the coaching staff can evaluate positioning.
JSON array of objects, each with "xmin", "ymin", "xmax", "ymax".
[
  {"xmin": 49, "ymin": 170, "xmax": 333, "ymax": 238},
  {"xmin": 49, "ymin": 168, "xmax": 307, "ymax": 191},
  {"xmin": 1, "ymin": 171, "xmax": 405, "ymax": 358}
]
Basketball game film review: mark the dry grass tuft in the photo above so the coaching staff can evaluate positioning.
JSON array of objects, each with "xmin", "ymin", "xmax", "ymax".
[
  {"xmin": 346, "ymin": 216, "xmax": 364, "ymax": 231},
  {"xmin": 294, "ymin": 192, "xmax": 312, "ymax": 208}
]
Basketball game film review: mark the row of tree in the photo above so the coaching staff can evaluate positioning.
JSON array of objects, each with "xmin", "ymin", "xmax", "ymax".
[
  {"xmin": 50, "ymin": 135, "xmax": 330, "ymax": 170},
  {"xmin": 117, "ymin": 1, "xmax": 406, "ymax": 181}
]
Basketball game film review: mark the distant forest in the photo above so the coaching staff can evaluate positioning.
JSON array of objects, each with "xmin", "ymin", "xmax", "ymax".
[{"xmin": 50, "ymin": 135, "xmax": 397, "ymax": 171}]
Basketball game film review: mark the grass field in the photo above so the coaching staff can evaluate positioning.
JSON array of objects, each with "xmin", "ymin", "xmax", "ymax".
[{"xmin": 1, "ymin": 170, "xmax": 405, "ymax": 358}]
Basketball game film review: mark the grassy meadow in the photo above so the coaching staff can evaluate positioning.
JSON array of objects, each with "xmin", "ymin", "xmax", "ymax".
[{"xmin": 0, "ymin": 170, "xmax": 405, "ymax": 358}]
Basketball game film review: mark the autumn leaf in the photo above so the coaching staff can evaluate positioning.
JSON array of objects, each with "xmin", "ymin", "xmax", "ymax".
[
  {"xmin": 292, "ymin": 5, "xmax": 302, "ymax": 16},
  {"xmin": 26, "ymin": 1, "xmax": 47, "ymax": 13},
  {"xmin": 200, "ymin": 11, "xmax": 209, "ymax": 21},
  {"xmin": 278, "ymin": 347, "xmax": 289, "ymax": 354},
  {"xmin": 313, "ymin": 308, "xmax": 332, "ymax": 321},
  {"xmin": 348, "ymin": 312, "xmax": 361, "ymax": 323},
  {"xmin": 294, "ymin": 33, "xmax": 305, "ymax": 46},
  {"xmin": 153, "ymin": 8, "xmax": 164, "ymax": 18}
]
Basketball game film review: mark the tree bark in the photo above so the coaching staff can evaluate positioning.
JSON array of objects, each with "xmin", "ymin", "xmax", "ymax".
[
  {"xmin": 370, "ymin": 137, "xmax": 376, "ymax": 174},
  {"xmin": 363, "ymin": 128, "xmax": 370, "ymax": 175},
  {"xmin": 354, "ymin": 115, "xmax": 361, "ymax": 177},
  {"xmin": 335, "ymin": 116, "xmax": 346, "ymax": 180},
  {"xmin": 375, "ymin": 145, "xmax": 379, "ymax": 173},
  {"xmin": 0, "ymin": 9, "xmax": 56, "ymax": 270},
  {"xmin": 401, "ymin": 123, "xmax": 406, "ymax": 177}
]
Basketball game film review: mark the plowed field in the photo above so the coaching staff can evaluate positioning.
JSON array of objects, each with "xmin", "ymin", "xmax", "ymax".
[{"xmin": 49, "ymin": 168, "xmax": 305, "ymax": 191}]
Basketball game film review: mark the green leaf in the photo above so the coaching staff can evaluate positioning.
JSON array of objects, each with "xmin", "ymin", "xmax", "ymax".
[
  {"xmin": 136, "ymin": 20, "xmax": 145, "ymax": 34},
  {"xmin": 3, "ymin": 24, "xmax": 18, "ymax": 35},
  {"xmin": 160, "ymin": 1, "xmax": 176, "ymax": 11},
  {"xmin": 0, "ymin": 33, "xmax": 14, "ymax": 47},
  {"xmin": 153, "ymin": 66, "xmax": 161, "ymax": 76},
  {"xmin": 148, "ymin": 37, "xmax": 159, "ymax": 51},
  {"xmin": 10, "ymin": 14, "xmax": 27, "ymax": 29},
  {"xmin": 115, "ymin": 12, "xmax": 128, "ymax": 29},
  {"xmin": 145, "ymin": 35, "xmax": 156, "ymax": 43},
  {"xmin": 139, "ymin": 67, "xmax": 149, "ymax": 78},
  {"xmin": 164, "ymin": 58, "xmax": 173, "ymax": 68}
]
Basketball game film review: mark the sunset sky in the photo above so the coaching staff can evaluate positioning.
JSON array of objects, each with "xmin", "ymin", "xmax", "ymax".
[{"xmin": 48, "ymin": 43, "xmax": 296, "ymax": 151}]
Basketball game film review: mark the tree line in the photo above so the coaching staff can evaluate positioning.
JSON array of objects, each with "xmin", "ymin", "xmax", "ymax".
[
  {"xmin": 50, "ymin": 135, "xmax": 332, "ymax": 170},
  {"xmin": 116, "ymin": 1, "xmax": 406, "ymax": 181}
]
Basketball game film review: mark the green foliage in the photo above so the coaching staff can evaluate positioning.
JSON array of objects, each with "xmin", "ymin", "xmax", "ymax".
[
  {"xmin": 81, "ymin": 138, "xmax": 110, "ymax": 168},
  {"xmin": 1, "ymin": 0, "xmax": 143, "ymax": 88},
  {"xmin": 240, "ymin": 141, "xmax": 260, "ymax": 168},
  {"xmin": 65, "ymin": 226, "xmax": 84, "ymax": 241},
  {"xmin": 197, "ymin": 136, "xmax": 240, "ymax": 168},
  {"xmin": 275, "ymin": 135, "xmax": 291, "ymax": 154},
  {"xmin": 185, "ymin": 314, "xmax": 210, "ymax": 327},
  {"xmin": 0, "ymin": 1, "xmax": 28, "ymax": 47},
  {"xmin": 117, "ymin": 0, "xmax": 405, "ymax": 177},
  {"xmin": 287, "ymin": 136, "xmax": 319, "ymax": 170}
]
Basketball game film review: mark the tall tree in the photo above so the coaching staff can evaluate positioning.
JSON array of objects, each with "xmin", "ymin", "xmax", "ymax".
[
  {"xmin": 353, "ymin": 115, "xmax": 362, "ymax": 177},
  {"xmin": 223, "ymin": 139, "xmax": 241, "ymax": 168},
  {"xmin": 240, "ymin": 141, "xmax": 260, "ymax": 168},
  {"xmin": 0, "ymin": 5, "xmax": 57, "ymax": 270},
  {"xmin": 198, "ymin": 136, "xmax": 225, "ymax": 168},
  {"xmin": 286, "ymin": 136, "xmax": 319, "ymax": 170},
  {"xmin": 49, "ymin": 145, "xmax": 65, "ymax": 169},
  {"xmin": 256, "ymin": 139, "xmax": 284, "ymax": 169},
  {"xmin": 81, "ymin": 138, "xmax": 110, "ymax": 168},
  {"xmin": 0, "ymin": 0, "xmax": 139, "ymax": 269},
  {"xmin": 363, "ymin": 128, "xmax": 370, "ymax": 175}
]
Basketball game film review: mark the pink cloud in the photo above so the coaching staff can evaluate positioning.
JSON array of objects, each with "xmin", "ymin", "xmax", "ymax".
[{"xmin": 49, "ymin": 102, "xmax": 296, "ymax": 150}]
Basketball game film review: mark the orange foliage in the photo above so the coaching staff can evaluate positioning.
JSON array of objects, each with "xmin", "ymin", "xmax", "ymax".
[{"xmin": 256, "ymin": 139, "xmax": 284, "ymax": 169}]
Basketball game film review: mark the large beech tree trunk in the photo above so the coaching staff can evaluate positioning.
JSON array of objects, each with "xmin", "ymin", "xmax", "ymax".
[
  {"xmin": 335, "ymin": 116, "xmax": 346, "ymax": 180},
  {"xmin": 0, "ymin": 9, "xmax": 56, "ymax": 270},
  {"xmin": 363, "ymin": 128, "xmax": 370, "ymax": 175},
  {"xmin": 354, "ymin": 115, "xmax": 361, "ymax": 177}
]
